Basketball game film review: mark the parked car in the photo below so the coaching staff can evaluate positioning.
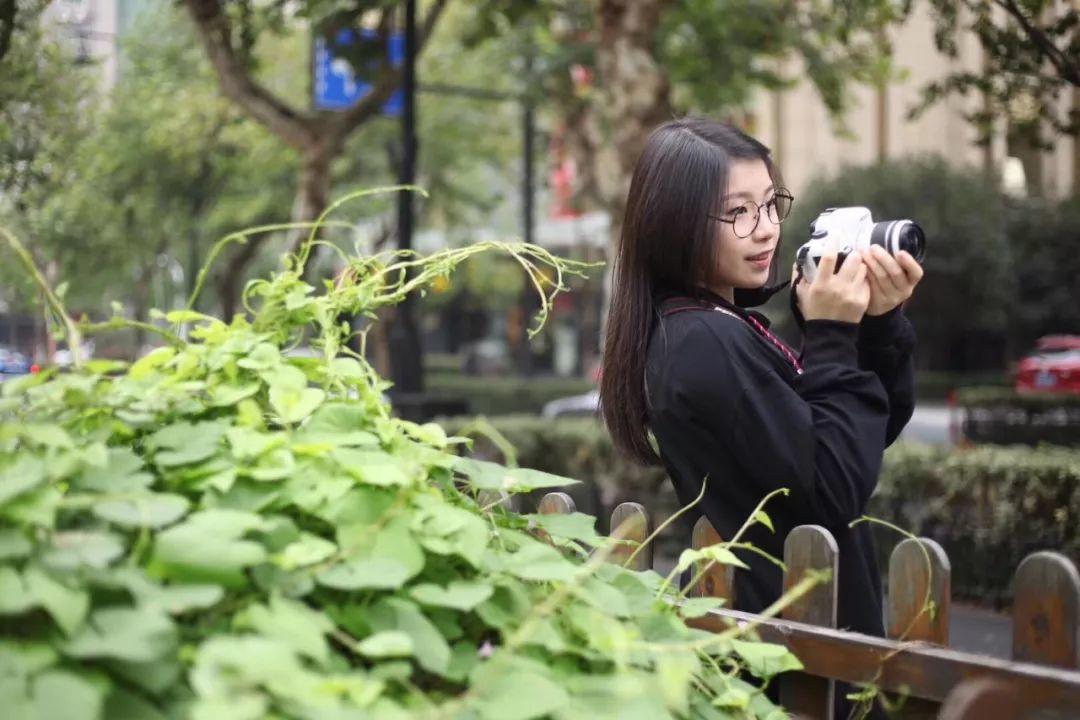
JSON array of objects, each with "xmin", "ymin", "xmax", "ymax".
[
  {"xmin": 540, "ymin": 365, "xmax": 603, "ymax": 419},
  {"xmin": 1014, "ymin": 335, "xmax": 1080, "ymax": 394},
  {"xmin": 0, "ymin": 346, "xmax": 36, "ymax": 380}
]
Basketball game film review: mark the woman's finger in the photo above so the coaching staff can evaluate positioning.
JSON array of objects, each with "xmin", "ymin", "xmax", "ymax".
[
  {"xmin": 837, "ymin": 251, "xmax": 862, "ymax": 281},
  {"xmin": 815, "ymin": 253, "xmax": 837, "ymax": 282},
  {"xmin": 896, "ymin": 251, "xmax": 924, "ymax": 284}
]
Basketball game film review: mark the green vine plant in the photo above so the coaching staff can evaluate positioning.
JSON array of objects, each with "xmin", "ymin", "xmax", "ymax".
[
  {"xmin": 841, "ymin": 515, "xmax": 940, "ymax": 720},
  {"xmin": 0, "ymin": 187, "xmax": 824, "ymax": 720}
]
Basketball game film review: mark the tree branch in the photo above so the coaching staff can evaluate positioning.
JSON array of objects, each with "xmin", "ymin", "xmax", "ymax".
[
  {"xmin": 330, "ymin": 0, "xmax": 450, "ymax": 139},
  {"xmin": 994, "ymin": 0, "xmax": 1080, "ymax": 87},
  {"xmin": 183, "ymin": 0, "xmax": 315, "ymax": 150}
]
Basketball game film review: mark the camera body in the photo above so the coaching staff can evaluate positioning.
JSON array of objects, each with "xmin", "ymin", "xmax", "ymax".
[{"xmin": 795, "ymin": 207, "xmax": 926, "ymax": 283}]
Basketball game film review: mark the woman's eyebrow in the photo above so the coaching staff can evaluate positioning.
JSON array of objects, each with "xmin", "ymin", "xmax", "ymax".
[{"xmin": 721, "ymin": 184, "xmax": 775, "ymax": 203}]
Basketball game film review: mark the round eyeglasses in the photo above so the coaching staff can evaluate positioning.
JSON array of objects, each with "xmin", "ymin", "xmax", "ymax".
[{"xmin": 710, "ymin": 190, "xmax": 794, "ymax": 238}]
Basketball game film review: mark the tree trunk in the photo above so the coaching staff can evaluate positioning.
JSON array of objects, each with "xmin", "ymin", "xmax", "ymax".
[
  {"xmin": 593, "ymin": 0, "xmax": 673, "ymax": 339},
  {"xmin": 290, "ymin": 145, "xmax": 335, "ymax": 262},
  {"xmin": 217, "ymin": 146, "xmax": 334, "ymax": 318}
]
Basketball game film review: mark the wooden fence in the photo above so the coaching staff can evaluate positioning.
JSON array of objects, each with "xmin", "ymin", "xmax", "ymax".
[{"xmin": 531, "ymin": 491, "xmax": 1080, "ymax": 720}]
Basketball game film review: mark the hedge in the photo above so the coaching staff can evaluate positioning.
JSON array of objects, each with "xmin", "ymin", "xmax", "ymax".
[
  {"xmin": 871, "ymin": 443, "xmax": 1080, "ymax": 605},
  {"xmin": 445, "ymin": 415, "xmax": 1080, "ymax": 603},
  {"xmin": 956, "ymin": 387, "xmax": 1080, "ymax": 446},
  {"xmin": 426, "ymin": 375, "xmax": 594, "ymax": 416}
]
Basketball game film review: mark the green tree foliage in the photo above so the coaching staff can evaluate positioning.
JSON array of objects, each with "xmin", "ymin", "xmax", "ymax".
[
  {"xmin": 778, "ymin": 157, "xmax": 1080, "ymax": 372},
  {"xmin": 0, "ymin": 3, "xmax": 95, "ymax": 312},
  {"xmin": 917, "ymin": 0, "xmax": 1079, "ymax": 143},
  {"xmin": 780, "ymin": 157, "xmax": 1014, "ymax": 371}
]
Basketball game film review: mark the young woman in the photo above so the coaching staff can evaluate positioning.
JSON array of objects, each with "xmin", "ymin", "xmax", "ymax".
[{"xmin": 599, "ymin": 118, "xmax": 922, "ymax": 715}]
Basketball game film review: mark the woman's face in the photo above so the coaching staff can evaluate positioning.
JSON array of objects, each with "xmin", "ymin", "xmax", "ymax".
[{"xmin": 709, "ymin": 158, "xmax": 780, "ymax": 301}]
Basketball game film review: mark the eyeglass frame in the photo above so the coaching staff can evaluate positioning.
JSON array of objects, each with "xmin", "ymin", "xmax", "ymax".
[{"xmin": 708, "ymin": 189, "xmax": 795, "ymax": 238}]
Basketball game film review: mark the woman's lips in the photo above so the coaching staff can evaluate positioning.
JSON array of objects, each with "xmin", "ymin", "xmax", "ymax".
[{"xmin": 747, "ymin": 250, "xmax": 772, "ymax": 269}]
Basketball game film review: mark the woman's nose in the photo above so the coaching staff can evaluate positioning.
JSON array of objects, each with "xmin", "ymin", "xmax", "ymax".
[{"xmin": 753, "ymin": 210, "xmax": 778, "ymax": 241}]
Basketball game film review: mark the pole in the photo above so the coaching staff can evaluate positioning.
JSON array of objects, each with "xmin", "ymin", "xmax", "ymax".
[
  {"xmin": 389, "ymin": 0, "xmax": 424, "ymax": 395},
  {"xmin": 515, "ymin": 32, "xmax": 538, "ymax": 375}
]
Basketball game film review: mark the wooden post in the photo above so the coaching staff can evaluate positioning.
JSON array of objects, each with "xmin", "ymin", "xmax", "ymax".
[
  {"xmin": 688, "ymin": 516, "xmax": 734, "ymax": 603},
  {"xmin": 937, "ymin": 678, "xmax": 1018, "ymax": 720},
  {"xmin": 780, "ymin": 525, "xmax": 839, "ymax": 720},
  {"xmin": 477, "ymin": 490, "xmax": 515, "ymax": 512},
  {"xmin": 609, "ymin": 502, "xmax": 650, "ymax": 571},
  {"xmin": 1012, "ymin": 551, "xmax": 1080, "ymax": 669},
  {"xmin": 887, "ymin": 537, "xmax": 951, "ymax": 719},
  {"xmin": 534, "ymin": 492, "xmax": 576, "ymax": 545},
  {"xmin": 538, "ymin": 492, "xmax": 575, "ymax": 515}
]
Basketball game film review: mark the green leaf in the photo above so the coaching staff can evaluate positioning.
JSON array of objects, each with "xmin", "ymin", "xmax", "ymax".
[
  {"xmin": 150, "ymin": 510, "xmax": 267, "ymax": 586},
  {"xmin": 0, "ymin": 456, "xmax": 45, "ymax": 506},
  {"xmin": 333, "ymin": 448, "xmax": 414, "ymax": 487},
  {"xmin": 454, "ymin": 458, "xmax": 579, "ymax": 492},
  {"xmin": 238, "ymin": 594, "xmax": 332, "ymax": 665},
  {"xmin": 0, "ymin": 528, "xmax": 31, "ymax": 560},
  {"xmin": 24, "ymin": 565, "xmax": 90, "ymax": 635},
  {"xmin": 42, "ymin": 531, "xmax": 125, "ymax": 570},
  {"xmin": 149, "ymin": 421, "xmax": 227, "ymax": 468},
  {"xmin": 474, "ymin": 668, "xmax": 571, "ymax": 720},
  {"xmin": 371, "ymin": 598, "xmax": 451, "ymax": 675},
  {"xmin": 656, "ymin": 651, "xmax": 700, "ymax": 715},
  {"xmin": 0, "ymin": 565, "xmax": 36, "ymax": 614},
  {"xmin": 93, "ymin": 493, "xmax": 190, "ymax": 528},
  {"xmin": 33, "ymin": 670, "xmax": 105, "ymax": 720},
  {"xmin": 226, "ymin": 427, "xmax": 286, "ymax": 460},
  {"xmin": 753, "ymin": 510, "xmax": 775, "ymax": 533},
  {"xmin": 502, "ymin": 541, "xmax": 578, "ymax": 583},
  {"xmin": 526, "ymin": 512, "xmax": 606, "ymax": 546},
  {"xmin": 103, "ymin": 686, "xmax": 169, "ymax": 720},
  {"xmin": 76, "ymin": 448, "xmax": 153, "ymax": 493},
  {"xmin": 300, "ymin": 403, "xmax": 379, "ymax": 446},
  {"xmin": 323, "ymin": 514, "xmax": 425, "ymax": 591},
  {"xmin": 266, "ymin": 366, "xmax": 323, "ymax": 423},
  {"xmin": 21, "ymin": 424, "xmax": 74, "ymax": 449},
  {"xmin": 208, "ymin": 382, "xmax": 260, "ymax": 407},
  {"xmin": 409, "ymin": 581, "xmax": 494, "ymax": 611},
  {"xmin": 678, "ymin": 597, "xmax": 726, "ymax": 619},
  {"xmin": 357, "ymin": 631, "xmax": 414, "ymax": 658},
  {"xmin": 317, "ymin": 558, "xmax": 412, "ymax": 591},
  {"xmin": 65, "ymin": 607, "xmax": 177, "ymax": 663},
  {"xmin": 700, "ymin": 546, "xmax": 750, "ymax": 570},
  {"xmin": 731, "ymin": 639, "xmax": 803, "ymax": 678},
  {"xmin": 140, "ymin": 584, "xmax": 224, "ymax": 615},
  {"xmin": 278, "ymin": 532, "xmax": 337, "ymax": 570}
]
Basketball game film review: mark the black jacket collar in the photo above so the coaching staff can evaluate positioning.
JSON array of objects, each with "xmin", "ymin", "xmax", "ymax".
[{"xmin": 655, "ymin": 282, "xmax": 789, "ymax": 328}]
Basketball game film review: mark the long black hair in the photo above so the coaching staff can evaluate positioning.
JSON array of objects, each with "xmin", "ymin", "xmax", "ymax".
[{"xmin": 599, "ymin": 117, "xmax": 784, "ymax": 466}]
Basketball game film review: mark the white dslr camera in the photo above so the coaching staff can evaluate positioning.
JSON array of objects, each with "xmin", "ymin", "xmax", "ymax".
[{"xmin": 795, "ymin": 207, "xmax": 926, "ymax": 283}]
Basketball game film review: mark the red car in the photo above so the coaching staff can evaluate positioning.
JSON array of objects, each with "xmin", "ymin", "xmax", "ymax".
[{"xmin": 1014, "ymin": 335, "xmax": 1080, "ymax": 394}]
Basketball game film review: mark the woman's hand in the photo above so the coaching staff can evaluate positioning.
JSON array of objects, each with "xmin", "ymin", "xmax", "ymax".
[
  {"xmin": 862, "ymin": 246, "xmax": 923, "ymax": 316},
  {"xmin": 795, "ymin": 252, "xmax": 870, "ymax": 323}
]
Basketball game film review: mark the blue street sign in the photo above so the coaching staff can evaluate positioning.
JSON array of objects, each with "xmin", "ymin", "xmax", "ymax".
[{"xmin": 313, "ymin": 28, "xmax": 403, "ymax": 114}]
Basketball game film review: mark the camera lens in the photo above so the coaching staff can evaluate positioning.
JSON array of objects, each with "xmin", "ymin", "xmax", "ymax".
[
  {"xmin": 870, "ymin": 220, "xmax": 926, "ymax": 263},
  {"xmin": 897, "ymin": 222, "xmax": 925, "ymax": 263}
]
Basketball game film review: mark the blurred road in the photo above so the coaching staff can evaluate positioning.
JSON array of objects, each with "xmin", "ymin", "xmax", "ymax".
[{"xmin": 900, "ymin": 403, "xmax": 955, "ymax": 446}]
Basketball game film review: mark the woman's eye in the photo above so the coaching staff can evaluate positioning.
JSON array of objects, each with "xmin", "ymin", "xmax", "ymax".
[{"xmin": 729, "ymin": 206, "xmax": 748, "ymax": 218}]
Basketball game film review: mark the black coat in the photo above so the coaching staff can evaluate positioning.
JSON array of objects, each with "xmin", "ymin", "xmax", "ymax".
[{"xmin": 644, "ymin": 288, "xmax": 916, "ymax": 715}]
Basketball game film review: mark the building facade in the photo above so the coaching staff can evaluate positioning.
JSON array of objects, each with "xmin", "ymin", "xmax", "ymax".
[{"xmin": 747, "ymin": 4, "xmax": 1078, "ymax": 200}]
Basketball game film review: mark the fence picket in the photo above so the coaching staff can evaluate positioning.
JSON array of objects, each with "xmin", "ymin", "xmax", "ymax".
[
  {"xmin": 538, "ymin": 492, "xmax": 575, "ymax": 515},
  {"xmin": 688, "ymin": 516, "xmax": 734, "ymax": 602},
  {"xmin": 887, "ymin": 537, "xmax": 951, "ymax": 719},
  {"xmin": 937, "ymin": 678, "xmax": 1018, "ymax": 720},
  {"xmin": 1012, "ymin": 551, "xmax": 1080, "ymax": 669},
  {"xmin": 609, "ymin": 502, "xmax": 651, "ymax": 571},
  {"xmin": 780, "ymin": 525, "xmax": 839, "ymax": 720}
]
